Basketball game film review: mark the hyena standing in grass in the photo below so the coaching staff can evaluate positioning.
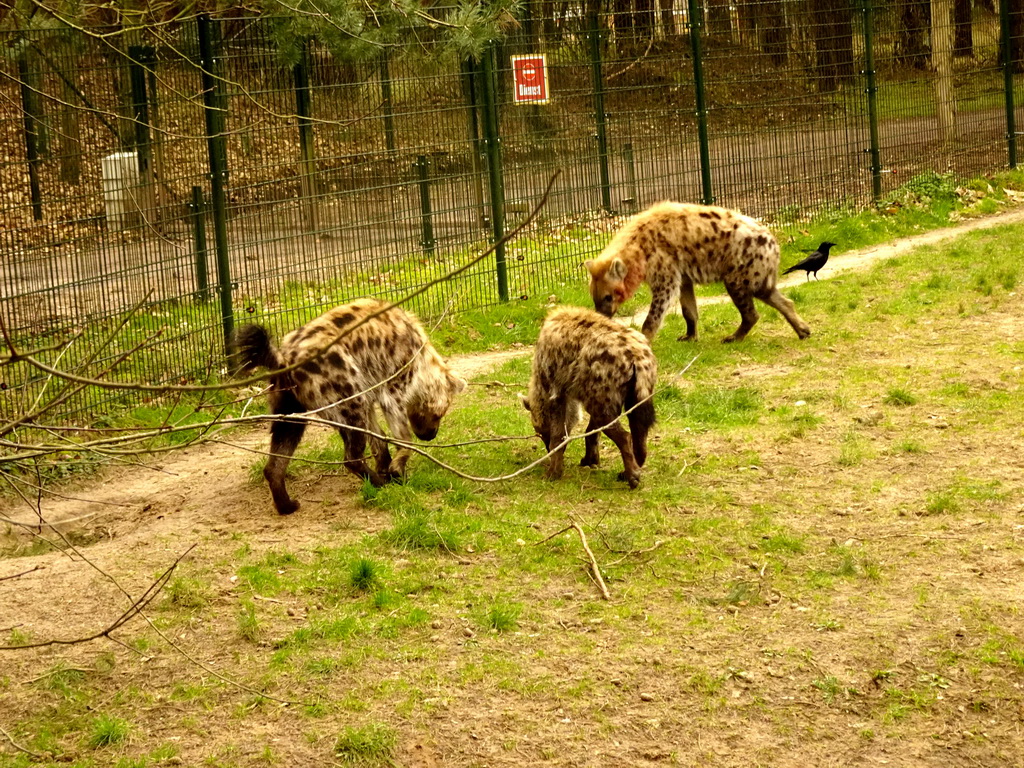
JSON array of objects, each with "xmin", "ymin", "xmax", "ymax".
[
  {"xmin": 234, "ymin": 299, "xmax": 466, "ymax": 515},
  {"xmin": 522, "ymin": 307, "xmax": 657, "ymax": 489},
  {"xmin": 585, "ymin": 202, "xmax": 811, "ymax": 343}
]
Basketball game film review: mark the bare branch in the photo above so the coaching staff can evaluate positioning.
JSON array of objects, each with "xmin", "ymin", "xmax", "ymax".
[{"xmin": 0, "ymin": 565, "xmax": 44, "ymax": 582}]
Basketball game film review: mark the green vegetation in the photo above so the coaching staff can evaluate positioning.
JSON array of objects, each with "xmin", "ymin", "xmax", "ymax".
[{"xmin": 3, "ymin": 178, "xmax": 1024, "ymax": 766}]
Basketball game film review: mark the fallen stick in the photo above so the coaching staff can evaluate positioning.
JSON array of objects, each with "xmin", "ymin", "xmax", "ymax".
[{"xmin": 570, "ymin": 520, "xmax": 611, "ymax": 601}]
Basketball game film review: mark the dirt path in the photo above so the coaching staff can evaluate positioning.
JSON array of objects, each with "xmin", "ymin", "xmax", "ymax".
[{"xmin": 4, "ymin": 204, "xmax": 1023, "ymax": 546}]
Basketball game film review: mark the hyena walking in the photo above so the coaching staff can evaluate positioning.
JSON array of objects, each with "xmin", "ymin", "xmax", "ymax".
[
  {"xmin": 522, "ymin": 307, "xmax": 657, "ymax": 489},
  {"xmin": 234, "ymin": 299, "xmax": 466, "ymax": 515},
  {"xmin": 585, "ymin": 202, "xmax": 811, "ymax": 343}
]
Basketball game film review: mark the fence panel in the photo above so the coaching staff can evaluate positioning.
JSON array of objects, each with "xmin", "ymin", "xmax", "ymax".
[{"xmin": 1, "ymin": 3, "xmax": 1022, "ymax": 423}]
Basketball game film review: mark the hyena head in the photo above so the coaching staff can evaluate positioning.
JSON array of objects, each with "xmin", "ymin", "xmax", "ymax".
[
  {"xmin": 520, "ymin": 394, "xmax": 550, "ymax": 450},
  {"xmin": 585, "ymin": 257, "xmax": 629, "ymax": 317},
  {"xmin": 405, "ymin": 351, "xmax": 467, "ymax": 441}
]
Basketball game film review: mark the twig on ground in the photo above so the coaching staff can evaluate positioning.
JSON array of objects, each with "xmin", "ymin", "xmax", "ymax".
[
  {"xmin": 0, "ymin": 565, "xmax": 43, "ymax": 582},
  {"xmin": 570, "ymin": 519, "xmax": 611, "ymax": 601},
  {"xmin": 0, "ymin": 726, "xmax": 43, "ymax": 759}
]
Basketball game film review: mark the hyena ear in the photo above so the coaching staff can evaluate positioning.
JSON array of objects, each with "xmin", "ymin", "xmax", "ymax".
[
  {"xmin": 584, "ymin": 259, "xmax": 599, "ymax": 277},
  {"xmin": 448, "ymin": 372, "xmax": 468, "ymax": 395},
  {"xmin": 519, "ymin": 394, "xmax": 531, "ymax": 412},
  {"xmin": 607, "ymin": 258, "xmax": 628, "ymax": 283}
]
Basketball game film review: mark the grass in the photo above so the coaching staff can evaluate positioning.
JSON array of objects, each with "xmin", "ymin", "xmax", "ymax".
[
  {"xmin": 4, "ymin": 180, "xmax": 1024, "ymax": 766},
  {"xmin": 333, "ymin": 722, "xmax": 397, "ymax": 765}
]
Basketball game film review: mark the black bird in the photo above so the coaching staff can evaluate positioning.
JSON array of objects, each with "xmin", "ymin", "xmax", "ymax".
[{"xmin": 783, "ymin": 241, "xmax": 837, "ymax": 281}]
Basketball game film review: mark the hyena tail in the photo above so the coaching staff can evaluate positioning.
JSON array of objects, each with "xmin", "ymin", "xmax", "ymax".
[
  {"xmin": 232, "ymin": 324, "xmax": 284, "ymax": 373},
  {"xmin": 625, "ymin": 363, "xmax": 657, "ymax": 467}
]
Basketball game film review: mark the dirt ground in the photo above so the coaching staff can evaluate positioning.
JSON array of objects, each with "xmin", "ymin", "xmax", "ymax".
[{"xmin": 2, "ymin": 208, "xmax": 1024, "ymax": 767}]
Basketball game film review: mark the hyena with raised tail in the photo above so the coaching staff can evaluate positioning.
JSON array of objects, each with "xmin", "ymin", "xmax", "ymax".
[
  {"xmin": 522, "ymin": 307, "xmax": 657, "ymax": 489},
  {"xmin": 585, "ymin": 201, "xmax": 811, "ymax": 343},
  {"xmin": 233, "ymin": 299, "xmax": 466, "ymax": 515}
]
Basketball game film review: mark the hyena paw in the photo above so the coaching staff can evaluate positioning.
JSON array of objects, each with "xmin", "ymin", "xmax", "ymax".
[
  {"xmin": 676, "ymin": 333, "xmax": 697, "ymax": 342},
  {"xmin": 579, "ymin": 455, "xmax": 600, "ymax": 468},
  {"xmin": 277, "ymin": 499, "xmax": 300, "ymax": 516},
  {"xmin": 543, "ymin": 467, "xmax": 564, "ymax": 481},
  {"xmin": 616, "ymin": 470, "xmax": 642, "ymax": 489},
  {"xmin": 797, "ymin": 325, "xmax": 812, "ymax": 339}
]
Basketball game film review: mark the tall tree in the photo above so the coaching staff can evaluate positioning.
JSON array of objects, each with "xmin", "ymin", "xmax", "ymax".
[
  {"xmin": 1012, "ymin": 0, "xmax": 1024, "ymax": 74},
  {"xmin": 811, "ymin": 0, "xmax": 854, "ymax": 92},
  {"xmin": 706, "ymin": 0, "xmax": 732, "ymax": 37},
  {"xmin": 953, "ymin": 0, "xmax": 972, "ymax": 56},
  {"xmin": 760, "ymin": 0, "xmax": 788, "ymax": 66},
  {"xmin": 896, "ymin": 0, "xmax": 931, "ymax": 69}
]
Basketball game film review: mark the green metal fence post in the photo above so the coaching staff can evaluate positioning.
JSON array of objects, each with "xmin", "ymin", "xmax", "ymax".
[
  {"xmin": 462, "ymin": 58, "xmax": 489, "ymax": 229},
  {"xmin": 687, "ymin": 0, "xmax": 714, "ymax": 205},
  {"xmin": 190, "ymin": 186, "xmax": 210, "ymax": 302},
  {"xmin": 588, "ymin": 12, "xmax": 613, "ymax": 213},
  {"xmin": 414, "ymin": 155, "xmax": 436, "ymax": 256},
  {"xmin": 479, "ymin": 44, "xmax": 509, "ymax": 303},
  {"xmin": 860, "ymin": 0, "xmax": 883, "ymax": 199},
  {"xmin": 197, "ymin": 14, "xmax": 234, "ymax": 352},
  {"xmin": 380, "ymin": 51, "xmax": 397, "ymax": 153},
  {"xmin": 17, "ymin": 55, "xmax": 43, "ymax": 221},
  {"xmin": 293, "ymin": 39, "xmax": 321, "ymax": 232},
  {"xmin": 1000, "ymin": 0, "xmax": 1018, "ymax": 168}
]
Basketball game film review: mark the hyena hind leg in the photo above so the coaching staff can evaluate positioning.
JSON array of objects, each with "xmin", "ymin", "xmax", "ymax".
[
  {"xmin": 677, "ymin": 279, "xmax": 699, "ymax": 342},
  {"xmin": 756, "ymin": 286, "xmax": 811, "ymax": 340},
  {"xmin": 600, "ymin": 419, "xmax": 642, "ymax": 490},
  {"xmin": 264, "ymin": 390, "xmax": 308, "ymax": 515},
  {"xmin": 722, "ymin": 284, "xmax": 760, "ymax": 343},
  {"xmin": 580, "ymin": 415, "xmax": 601, "ymax": 468}
]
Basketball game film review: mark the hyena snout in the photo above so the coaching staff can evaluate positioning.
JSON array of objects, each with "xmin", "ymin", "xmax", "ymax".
[{"xmin": 409, "ymin": 414, "xmax": 442, "ymax": 441}]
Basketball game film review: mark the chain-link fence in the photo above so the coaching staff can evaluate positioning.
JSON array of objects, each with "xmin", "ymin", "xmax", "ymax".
[{"xmin": 1, "ymin": 0, "xmax": 1022, "ymax": 420}]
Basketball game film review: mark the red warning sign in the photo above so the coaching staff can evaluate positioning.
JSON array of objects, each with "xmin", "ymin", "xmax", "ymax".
[{"xmin": 511, "ymin": 54, "xmax": 550, "ymax": 104}]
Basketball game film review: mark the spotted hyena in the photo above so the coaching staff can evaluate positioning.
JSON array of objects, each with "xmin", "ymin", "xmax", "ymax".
[
  {"xmin": 585, "ymin": 202, "xmax": 811, "ymax": 343},
  {"xmin": 521, "ymin": 307, "xmax": 657, "ymax": 489},
  {"xmin": 233, "ymin": 299, "xmax": 466, "ymax": 514}
]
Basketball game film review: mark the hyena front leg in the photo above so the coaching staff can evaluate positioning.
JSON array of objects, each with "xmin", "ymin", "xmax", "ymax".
[
  {"xmin": 337, "ymin": 405, "xmax": 388, "ymax": 486},
  {"xmin": 380, "ymin": 402, "xmax": 413, "ymax": 481},
  {"xmin": 368, "ymin": 412, "xmax": 394, "ymax": 479},
  {"xmin": 755, "ymin": 285, "xmax": 811, "ymax": 340},
  {"xmin": 642, "ymin": 273, "xmax": 681, "ymax": 340},
  {"xmin": 677, "ymin": 278, "xmax": 699, "ymax": 342},
  {"xmin": 264, "ymin": 389, "xmax": 307, "ymax": 515},
  {"xmin": 542, "ymin": 401, "xmax": 571, "ymax": 481},
  {"xmin": 722, "ymin": 282, "xmax": 760, "ymax": 343}
]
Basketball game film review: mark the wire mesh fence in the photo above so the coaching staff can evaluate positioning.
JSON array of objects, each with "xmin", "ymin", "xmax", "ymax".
[{"xmin": 1, "ymin": 0, "xmax": 1022, "ymax": 422}]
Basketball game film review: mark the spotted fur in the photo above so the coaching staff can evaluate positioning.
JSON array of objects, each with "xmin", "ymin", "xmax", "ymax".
[
  {"xmin": 234, "ymin": 299, "xmax": 466, "ymax": 514},
  {"xmin": 522, "ymin": 307, "xmax": 657, "ymax": 489},
  {"xmin": 585, "ymin": 202, "xmax": 811, "ymax": 343}
]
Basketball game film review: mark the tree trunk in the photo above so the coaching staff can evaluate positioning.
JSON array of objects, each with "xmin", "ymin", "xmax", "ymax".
[
  {"xmin": 659, "ymin": 0, "xmax": 679, "ymax": 42},
  {"xmin": 760, "ymin": 0, "xmax": 788, "ymax": 66},
  {"xmin": 953, "ymin": 0, "xmax": 972, "ymax": 56},
  {"xmin": 736, "ymin": 0, "xmax": 758, "ymax": 46},
  {"xmin": 613, "ymin": 0, "xmax": 636, "ymax": 54},
  {"xmin": 1011, "ymin": 0, "xmax": 1024, "ymax": 74},
  {"xmin": 58, "ymin": 37, "xmax": 82, "ymax": 184},
  {"xmin": 932, "ymin": 0, "xmax": 956, "ymax": 143},
  {"xmin": 706, "ymin": 0, "xmax": 732, "ymax": 37},
  {"xmin": 896, "ymin": 0, "xmax": 931, "ymax": 69},
  {"xmin": 812, "ymin": 0, "xmax": 854, "ymax": 92},
  {"xmin": 975, "ymin": 0, "xmax": 993, "ymax": 12}
]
